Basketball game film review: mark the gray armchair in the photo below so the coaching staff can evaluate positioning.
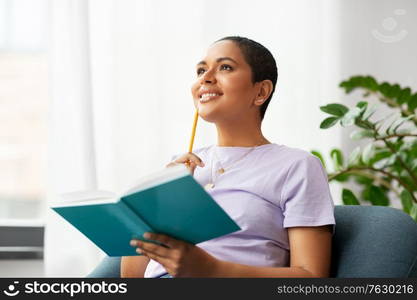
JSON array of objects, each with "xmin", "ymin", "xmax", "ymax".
[{"xmin": 87, "ymin": 205, "xmax": 417, "ymax": 278}]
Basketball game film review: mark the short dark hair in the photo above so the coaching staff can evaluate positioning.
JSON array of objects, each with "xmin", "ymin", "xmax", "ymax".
[{"xmin": 214, "ymin": 36, "xmax": 278, "ymax": 121}]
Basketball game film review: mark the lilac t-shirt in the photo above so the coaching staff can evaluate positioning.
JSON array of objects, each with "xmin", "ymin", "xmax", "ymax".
[{"xmin": 144, "ymin": 143, "xmax": 336, "ymax": 278}]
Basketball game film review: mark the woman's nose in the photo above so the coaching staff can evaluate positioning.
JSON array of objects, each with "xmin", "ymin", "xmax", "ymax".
[{"xmin": 200, "ymin": 69, "xmax": 216, "ymax": 84}]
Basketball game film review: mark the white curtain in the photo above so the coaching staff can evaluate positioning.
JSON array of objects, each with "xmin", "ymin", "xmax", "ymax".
[
  {"xmin": 45, "ymin": 0, "xmax": 344, "ymax": 277},
  {"xmin": 45, "ymin": 0, "xmax": 99, "ymax": 277}
]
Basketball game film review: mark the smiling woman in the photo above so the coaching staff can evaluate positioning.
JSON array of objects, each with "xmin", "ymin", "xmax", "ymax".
[
  {"xmin": 121, "ymin": 36, "xmax": 336, "ymax": 278},
  {"xmin": 192, "ymin": 37, "xmax": 276, "ymax": 127}
]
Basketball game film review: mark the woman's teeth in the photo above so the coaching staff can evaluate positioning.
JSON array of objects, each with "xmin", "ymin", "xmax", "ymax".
[{"xmin": 200, "ymin": 93, "xmax": 221, "ymax": 103}]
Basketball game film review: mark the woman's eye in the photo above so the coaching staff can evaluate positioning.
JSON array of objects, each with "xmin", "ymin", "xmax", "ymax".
[
  {"xmin": 196, "ymin": 64, "xmax": 232, "ymax": 76},
  {"xmin": 220, "ymin": 64, "xmax": 233, "ymax": 71},
  {"xmin": 196, "ymin": 68, "xmax": 205, "ymax": 76}
]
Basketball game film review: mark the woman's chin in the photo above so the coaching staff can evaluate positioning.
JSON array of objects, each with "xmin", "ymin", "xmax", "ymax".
[{"xmin": 197, "ymin": 108, "xmax": 218, "ymax": 123}]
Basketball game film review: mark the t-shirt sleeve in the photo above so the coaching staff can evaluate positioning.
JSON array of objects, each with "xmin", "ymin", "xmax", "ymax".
[{"xmin": 280, "ymin": 154, "xmax": 336, "ymax": 235}]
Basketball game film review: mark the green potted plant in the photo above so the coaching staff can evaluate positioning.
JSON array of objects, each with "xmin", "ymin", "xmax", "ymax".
[{"xmin": 312, "ymin": 75, "xmax": 417, "ymax": 222}]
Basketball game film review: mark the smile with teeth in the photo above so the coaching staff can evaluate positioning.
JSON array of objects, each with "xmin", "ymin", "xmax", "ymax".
[{"xmin": 199, "ymin": 93, "xmax": 222, "ymax": 103}]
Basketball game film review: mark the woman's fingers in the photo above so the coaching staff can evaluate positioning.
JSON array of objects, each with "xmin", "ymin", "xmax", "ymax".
[
  {"xmin": 165, "ymin": 162, "xmax": 178, "ymax": 168},
  {"xmin": 142, "ymin": 232, "xmax": 180, "ymax": 248},
  {"xmin": 131, "ymin": 239, "xmax": 171, "ymax": 258},
  {"xmin": 166, "ymin": 153, "xmax": 205, "ymax": 169},
  {"xmin": 179, "ymin": 153, "xmax": 204, "ymax": 167},
  {"xmin": 138, "ymin": 250, "xmax": 176, "ymax": 275}
]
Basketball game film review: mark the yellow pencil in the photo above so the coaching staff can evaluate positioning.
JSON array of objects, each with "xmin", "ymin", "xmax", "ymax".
[
  {"xmin": 188, "ymin": 108, "xmax": 199, "ymax": 153},
  {"xmin": 186, "ymin": 108, "xmax": 199, "ymax": 166}
]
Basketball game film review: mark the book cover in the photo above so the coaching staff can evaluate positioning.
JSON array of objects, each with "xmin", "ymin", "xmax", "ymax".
[{"xmin": 51, "ymin": 165, "xmax": 241, "ymax": 256}]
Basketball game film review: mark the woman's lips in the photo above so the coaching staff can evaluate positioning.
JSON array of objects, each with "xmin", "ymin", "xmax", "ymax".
[{"xmin": 199, "ymin": 93, "xmax": 222, "ymax": 103}]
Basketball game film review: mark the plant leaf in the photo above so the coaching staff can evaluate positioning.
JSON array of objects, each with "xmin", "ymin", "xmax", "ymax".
[
  {"xmin": 330, "ymin": 148, "xmax": 344, "ymax": 171},
  {"xmin": 379, "ymin": 82, "xmax": 392, "ymax": 98},
  {"xmin": 356, "ymin": 102, "xmax": 368, "ymax": 119},
  {"xmin": 350, "ymin": 130, "xmax": 374, "ymax": 140},
  {"xmin": 341, "ymin": 107, "xmax": 362, "ymax": 127},
  {"xmin": 362, "ymin": 104, "xmax": 379, "ymax": 120},
  {"xmin": 320, "ymin": 116, "xmax": 340, "ymax": 129},
  {"xmin": 365, "ymin": 75, "xmax": 378, "ymax": 91},
  {"xmin": 332, "ymin": 173, "xmax": 350, "ymax": 182},
  {"xmin": 348, "ymin": 146, "xmax": 361, "ymax": 167},
  {"xmin": 395, "ymin": 128, "xmax": 412, "ymax": 136},
  {"xmin": 386, "ymin": 115, "xmax": 415, "ymax": 135},
  {"xmin": 342, "ymin": 188, "xmax": 360, "ymax": 205},
  {"xmin": 369, "ymin": 149, "xmax": 393, "ymax": 166},
  {"xmin": 354, "ymin": 174, "xmax": 373, "ymax": 185},
  {"xmin": 356, "ymin": 101, "xmax": 368, "ymax": 110},
  {"xmin": 362, "ymin": 143, "xmax": 375, "ymax": 165},
  {"xmin": 393, "ymin": 115, "xmax": 415, "ymax": 134},
  {"xmin": 385, "ymin": 153, "xmax": 398, "ymax": 167},
  {"xmin": 411, "ymin": 159, "xmax": 417, "ymax": 171},
  {"xmin": 410, "ymin": 203, "xmax": 417, "ymax": 222},
  {"xmin": 408, "ymin": 93, "xmax": 417, "ymax": 112},
  {"xmin": 400, "ymin": 190, "xmax": 413, "ymax": 214},
  {"xmin": 339, "ymin": 75, "xmax": 379, "ymax": 94},
  {"xmin": 389, "ymin": 83, "xmax": 401, "ymax": 99},
  {"xmin": 361, "ymin": 184, "xmax": 372, "ymax": 202},
  {"xmin": 340, "ymin": 77, "xmax": 358, "ymax": 93},
  {"xmin": 355, "ymin": 119, "xmax": 374, "ymax": 130},
  {"xmin": 398, "ymin": 87, "xmax": 411, "ymax": 105},
  {"xmin": 320, "ymin": 103, "xmax": 349, "ymax": 117},
  {"xmin": 369, "ymin": 185, "xmax": 390, "ymax": 206}
]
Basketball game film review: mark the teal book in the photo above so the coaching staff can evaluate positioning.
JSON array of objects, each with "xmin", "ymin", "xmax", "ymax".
[{"xmin": 51, "ymin": 164, "xmax": 241, "ymax": 257}]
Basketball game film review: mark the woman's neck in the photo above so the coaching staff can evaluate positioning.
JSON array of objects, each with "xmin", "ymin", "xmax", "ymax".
[{"xmin": 215, "ymin": 121, "xmax": 270, "ymax": 147}]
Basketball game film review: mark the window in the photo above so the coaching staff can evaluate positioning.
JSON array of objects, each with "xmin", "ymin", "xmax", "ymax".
[{"xmin": 0, "ymin": 0, "xmax": 48, "ymax": 222}]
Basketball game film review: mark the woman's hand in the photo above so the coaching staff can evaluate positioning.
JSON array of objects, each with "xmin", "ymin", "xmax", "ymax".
[
  {"xmin": 130, "ymin": 232, "xmax": 219, "ymax": 277},
  {"xmin": 165, "ymin": 152, "xmax": 205, "ymax": 176},
  {"xmin": 121, "ymin": 255, "xmax": 150, "ymax": 278}
]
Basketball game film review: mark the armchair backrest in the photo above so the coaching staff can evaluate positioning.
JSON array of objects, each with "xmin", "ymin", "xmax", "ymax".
[{"xmin": 331, "ymin": 205, "xmax": 417, "ymax": 278}]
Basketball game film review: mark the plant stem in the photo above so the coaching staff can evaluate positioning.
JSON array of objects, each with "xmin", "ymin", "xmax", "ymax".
[
  {"xmin": 373, "ymin": 91, "xmax": 417, "ymax": 125},
  {"xmin": 381, "ymin": 138, "xmax": 417, "ymax": 186},
  {"xmin": 328, "ymin": 166, "xmax": 417, "ymax": 203},
  {"xmin": 369, "ymin": 122, "xmax": 417, "ymax": 190},
  {"xmin": 374, "ymin": 133, "xmax": 417, "ymax": 140}
]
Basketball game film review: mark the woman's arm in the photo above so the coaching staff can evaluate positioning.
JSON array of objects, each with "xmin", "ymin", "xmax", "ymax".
[
  {"xmin": 121, "ymin": 256, "xmax": 151, "ymax": 278},
  {"xmin": 211, "ymin": 225, "xmax": 333, "ymax": 277},
  {"xmin": 130, "ymin": 225, "xmax": 332, "ymax": 277}
]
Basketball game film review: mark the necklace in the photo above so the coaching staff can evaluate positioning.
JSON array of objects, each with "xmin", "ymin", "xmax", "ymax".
[{"xmin": 204, "ymin": 141, "xmax": 267, "ymax": 190}]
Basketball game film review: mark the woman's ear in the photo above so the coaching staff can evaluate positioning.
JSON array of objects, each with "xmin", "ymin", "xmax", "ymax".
[{"xmin": 254, "ymin": 80, "xmax": 273, "ymax": 106}]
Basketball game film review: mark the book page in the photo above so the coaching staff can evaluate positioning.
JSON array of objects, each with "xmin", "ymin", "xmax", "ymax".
[
  {"xmin": 51, "ymin": 190, "xmax": 118, "ymax": 207},
  {"xmin": 122, "ymin": 164, "xmax": 190, "ymax": 196}
]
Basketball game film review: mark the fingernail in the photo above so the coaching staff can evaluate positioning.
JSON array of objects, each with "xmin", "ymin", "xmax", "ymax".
[
  {"xmin": 130, "ymin": 240, "xmax": 137, "ymax": 247},
  {"xmin": 143, "ymin": 232, "xmax": 151, "ymax": 239}
]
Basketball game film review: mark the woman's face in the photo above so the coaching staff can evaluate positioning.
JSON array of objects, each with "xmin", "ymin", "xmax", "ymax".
[{"xmin": 191, "ymin": 40, "xmax": 260, "ymax": 123}]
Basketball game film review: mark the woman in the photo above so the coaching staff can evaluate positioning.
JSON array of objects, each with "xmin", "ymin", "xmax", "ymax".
[{"xmin": 121, "ymin": 36, "xmax": 336, "ymax": 278}]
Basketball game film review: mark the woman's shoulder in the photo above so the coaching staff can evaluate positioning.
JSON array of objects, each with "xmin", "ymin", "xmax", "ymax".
[
  {"xmin": 268, "ymin": 143, "xmax": 315, "ymax": 159},
  {"xmin": 267, "ymin": 143, "xmax": 323, "ymax": 168}
]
